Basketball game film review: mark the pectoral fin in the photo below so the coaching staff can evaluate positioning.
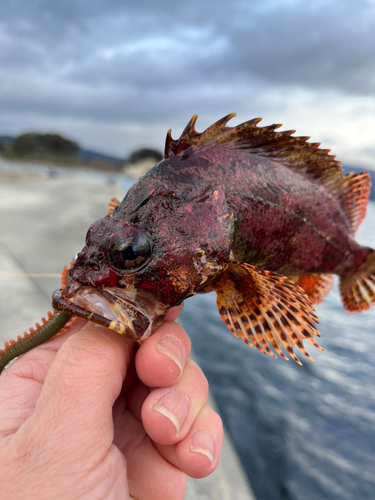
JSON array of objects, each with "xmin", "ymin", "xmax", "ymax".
[
  {"xmin": 207, "ymin": 262, "xmax": 323, "ymax": 364},
  {"xmin": 287, "ymin": 273, "xmax": 333, "ymax": 305}
]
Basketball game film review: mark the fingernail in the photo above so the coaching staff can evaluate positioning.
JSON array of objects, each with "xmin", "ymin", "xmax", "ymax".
[
  {"xmin": 189, "ymin": 430, "xmax": 215, "ymax": 466},
  {"xmin": 153, "ymin": 391, "xmax": 189, "ymax": 433},
  {"xmin": 157, "ymin": 336, "xmax": 184, "ymax": 374}
]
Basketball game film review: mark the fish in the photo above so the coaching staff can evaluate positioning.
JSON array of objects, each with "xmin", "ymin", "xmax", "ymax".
[{"xmin": 1, "ymin": 113, "xmax": 374, "ymax": 371}]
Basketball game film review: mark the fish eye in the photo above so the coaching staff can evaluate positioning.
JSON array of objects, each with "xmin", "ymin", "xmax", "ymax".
[{"xmin": 108, "ymin": 230, "xmax": 152, "ymax": 270}]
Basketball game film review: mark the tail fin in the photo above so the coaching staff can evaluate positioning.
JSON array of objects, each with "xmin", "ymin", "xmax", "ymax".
[{"xmin": 340, "ymin": 250, "xmax": 375, "ymax": 311}]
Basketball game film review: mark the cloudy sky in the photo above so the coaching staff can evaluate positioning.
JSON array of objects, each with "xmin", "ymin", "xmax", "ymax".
[{"xmin": 1, "ymin": 0, "xmax": 374, "ymax": 167}]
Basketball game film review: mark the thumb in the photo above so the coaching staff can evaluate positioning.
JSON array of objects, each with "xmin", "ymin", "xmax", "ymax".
[{"xmin": 28, "ymin": 323, "xmax": 134, "ymax": 446}]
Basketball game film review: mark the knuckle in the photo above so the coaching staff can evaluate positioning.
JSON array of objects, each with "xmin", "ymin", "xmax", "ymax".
[
  {"xmin": 184, "ymin": 359, "xmax": 209, "ymax": 397},
  {"xmin": 60, "ymin": 334, "xmax": 117, "ymax": 371}
]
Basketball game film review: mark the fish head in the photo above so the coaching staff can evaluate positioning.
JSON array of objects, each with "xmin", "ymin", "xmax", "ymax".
[{"xmin": 52, "ymin": 211, "xmax": 203, "ymax": 342}]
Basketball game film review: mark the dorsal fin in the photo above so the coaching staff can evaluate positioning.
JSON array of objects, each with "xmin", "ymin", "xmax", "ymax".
[
  {"xmin": 339, "ymin": 172, "xmax": 370, "ymax": 234},
  {"xmin": 164, "ymin": 114, "xmax": 343, "ymax": 186}
]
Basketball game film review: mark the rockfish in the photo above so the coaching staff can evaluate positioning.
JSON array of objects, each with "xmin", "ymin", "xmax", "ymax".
[{"xmin": 1, "ymin": 113, "xmax": 374, "ymax": 370}]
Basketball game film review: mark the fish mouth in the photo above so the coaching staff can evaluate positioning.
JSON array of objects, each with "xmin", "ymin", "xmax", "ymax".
[{"xmin": 52, "ymin": 281, "xmax": 166, "ymax": 341}]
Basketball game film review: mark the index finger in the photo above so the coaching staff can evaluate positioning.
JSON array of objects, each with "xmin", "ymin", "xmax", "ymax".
[
  {"xmin": 164, "ymin": 303, "xmax": 184, "ymax": 322},
  {"xmin": 135, "ymin": 320, "xmax": 191, "ymax": 388}
]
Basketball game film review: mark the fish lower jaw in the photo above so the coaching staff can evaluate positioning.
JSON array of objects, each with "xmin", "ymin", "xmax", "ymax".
[{"xmin": 52, "ymin": 282, "xmax": 155, "ymax": 341}]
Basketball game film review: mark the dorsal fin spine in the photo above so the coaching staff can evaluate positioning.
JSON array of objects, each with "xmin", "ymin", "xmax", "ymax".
[
  {"xmin": 164, "ymin": 113, "xmax": 345, "ymax": 188},
  {"xmin": 164, "ymin": 129, "xmax": 173, "ymax": 158},
  {"xmin": 340, "ymin": 172, "xmax": 370, "ymax": 233}
]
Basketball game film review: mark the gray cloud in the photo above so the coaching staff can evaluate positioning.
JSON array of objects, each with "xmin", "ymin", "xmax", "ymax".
[
  {"xmin": 229, "ymin": 0, "xmax": 375, "ymax": 95},
  {"xmin": 0, "ymin": 0, "xmax": 374, "ymax": 155},
  {"xmin": 361, "ymin": 147, "xmax": 375, "ymax": 158}
]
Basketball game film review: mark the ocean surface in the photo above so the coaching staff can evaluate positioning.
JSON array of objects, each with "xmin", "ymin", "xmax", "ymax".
[{"xmin": 179, "ymin": 202, "xmax": 375, "ymax": 500}]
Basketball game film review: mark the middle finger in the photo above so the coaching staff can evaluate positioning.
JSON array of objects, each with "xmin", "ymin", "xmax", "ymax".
[{"xmin": 141, "ymin": 359, "xmax": 208, "ymax": 445}]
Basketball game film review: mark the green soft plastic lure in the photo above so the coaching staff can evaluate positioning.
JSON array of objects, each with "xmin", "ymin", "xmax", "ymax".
[{"xmin": 0, "ymin": 312, "xmax": 71, "ymax": 373}]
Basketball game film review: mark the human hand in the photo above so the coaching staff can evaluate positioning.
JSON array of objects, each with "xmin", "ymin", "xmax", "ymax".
[{"xmin": 0, "ymin": 306, "xmax": 223, "ymax": 500}]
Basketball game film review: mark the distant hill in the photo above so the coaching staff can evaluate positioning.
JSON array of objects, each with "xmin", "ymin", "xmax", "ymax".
[
  {"xmin": 12, "ymin": 133, "xmax": 79, "ymax": 158},
  {"xmin": 0, "ymin": 134, "xmax": 124, "ymax": 170},
  {"xmin": 0, "ymin": 135, "xmax": 14, "ymax": 145},
  {"xmin": 127, "ymin": 148, "xmax": 162, "ymax": 164},
  {"xmin": 78, "ymin": 148, "xmax": 124, "ymax": 166}
]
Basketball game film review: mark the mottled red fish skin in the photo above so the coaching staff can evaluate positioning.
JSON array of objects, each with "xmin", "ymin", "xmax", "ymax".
[
  {"xmin": 70, "ymin": 211, "xmax": 204, "ymax": 308},
  {"xmin": 118, "ymin": 147, "xmax": 370, "ymax": 281},
  {"xmin": 69, "ymin": 152, "xmax": 232, "ymax": 310}
]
